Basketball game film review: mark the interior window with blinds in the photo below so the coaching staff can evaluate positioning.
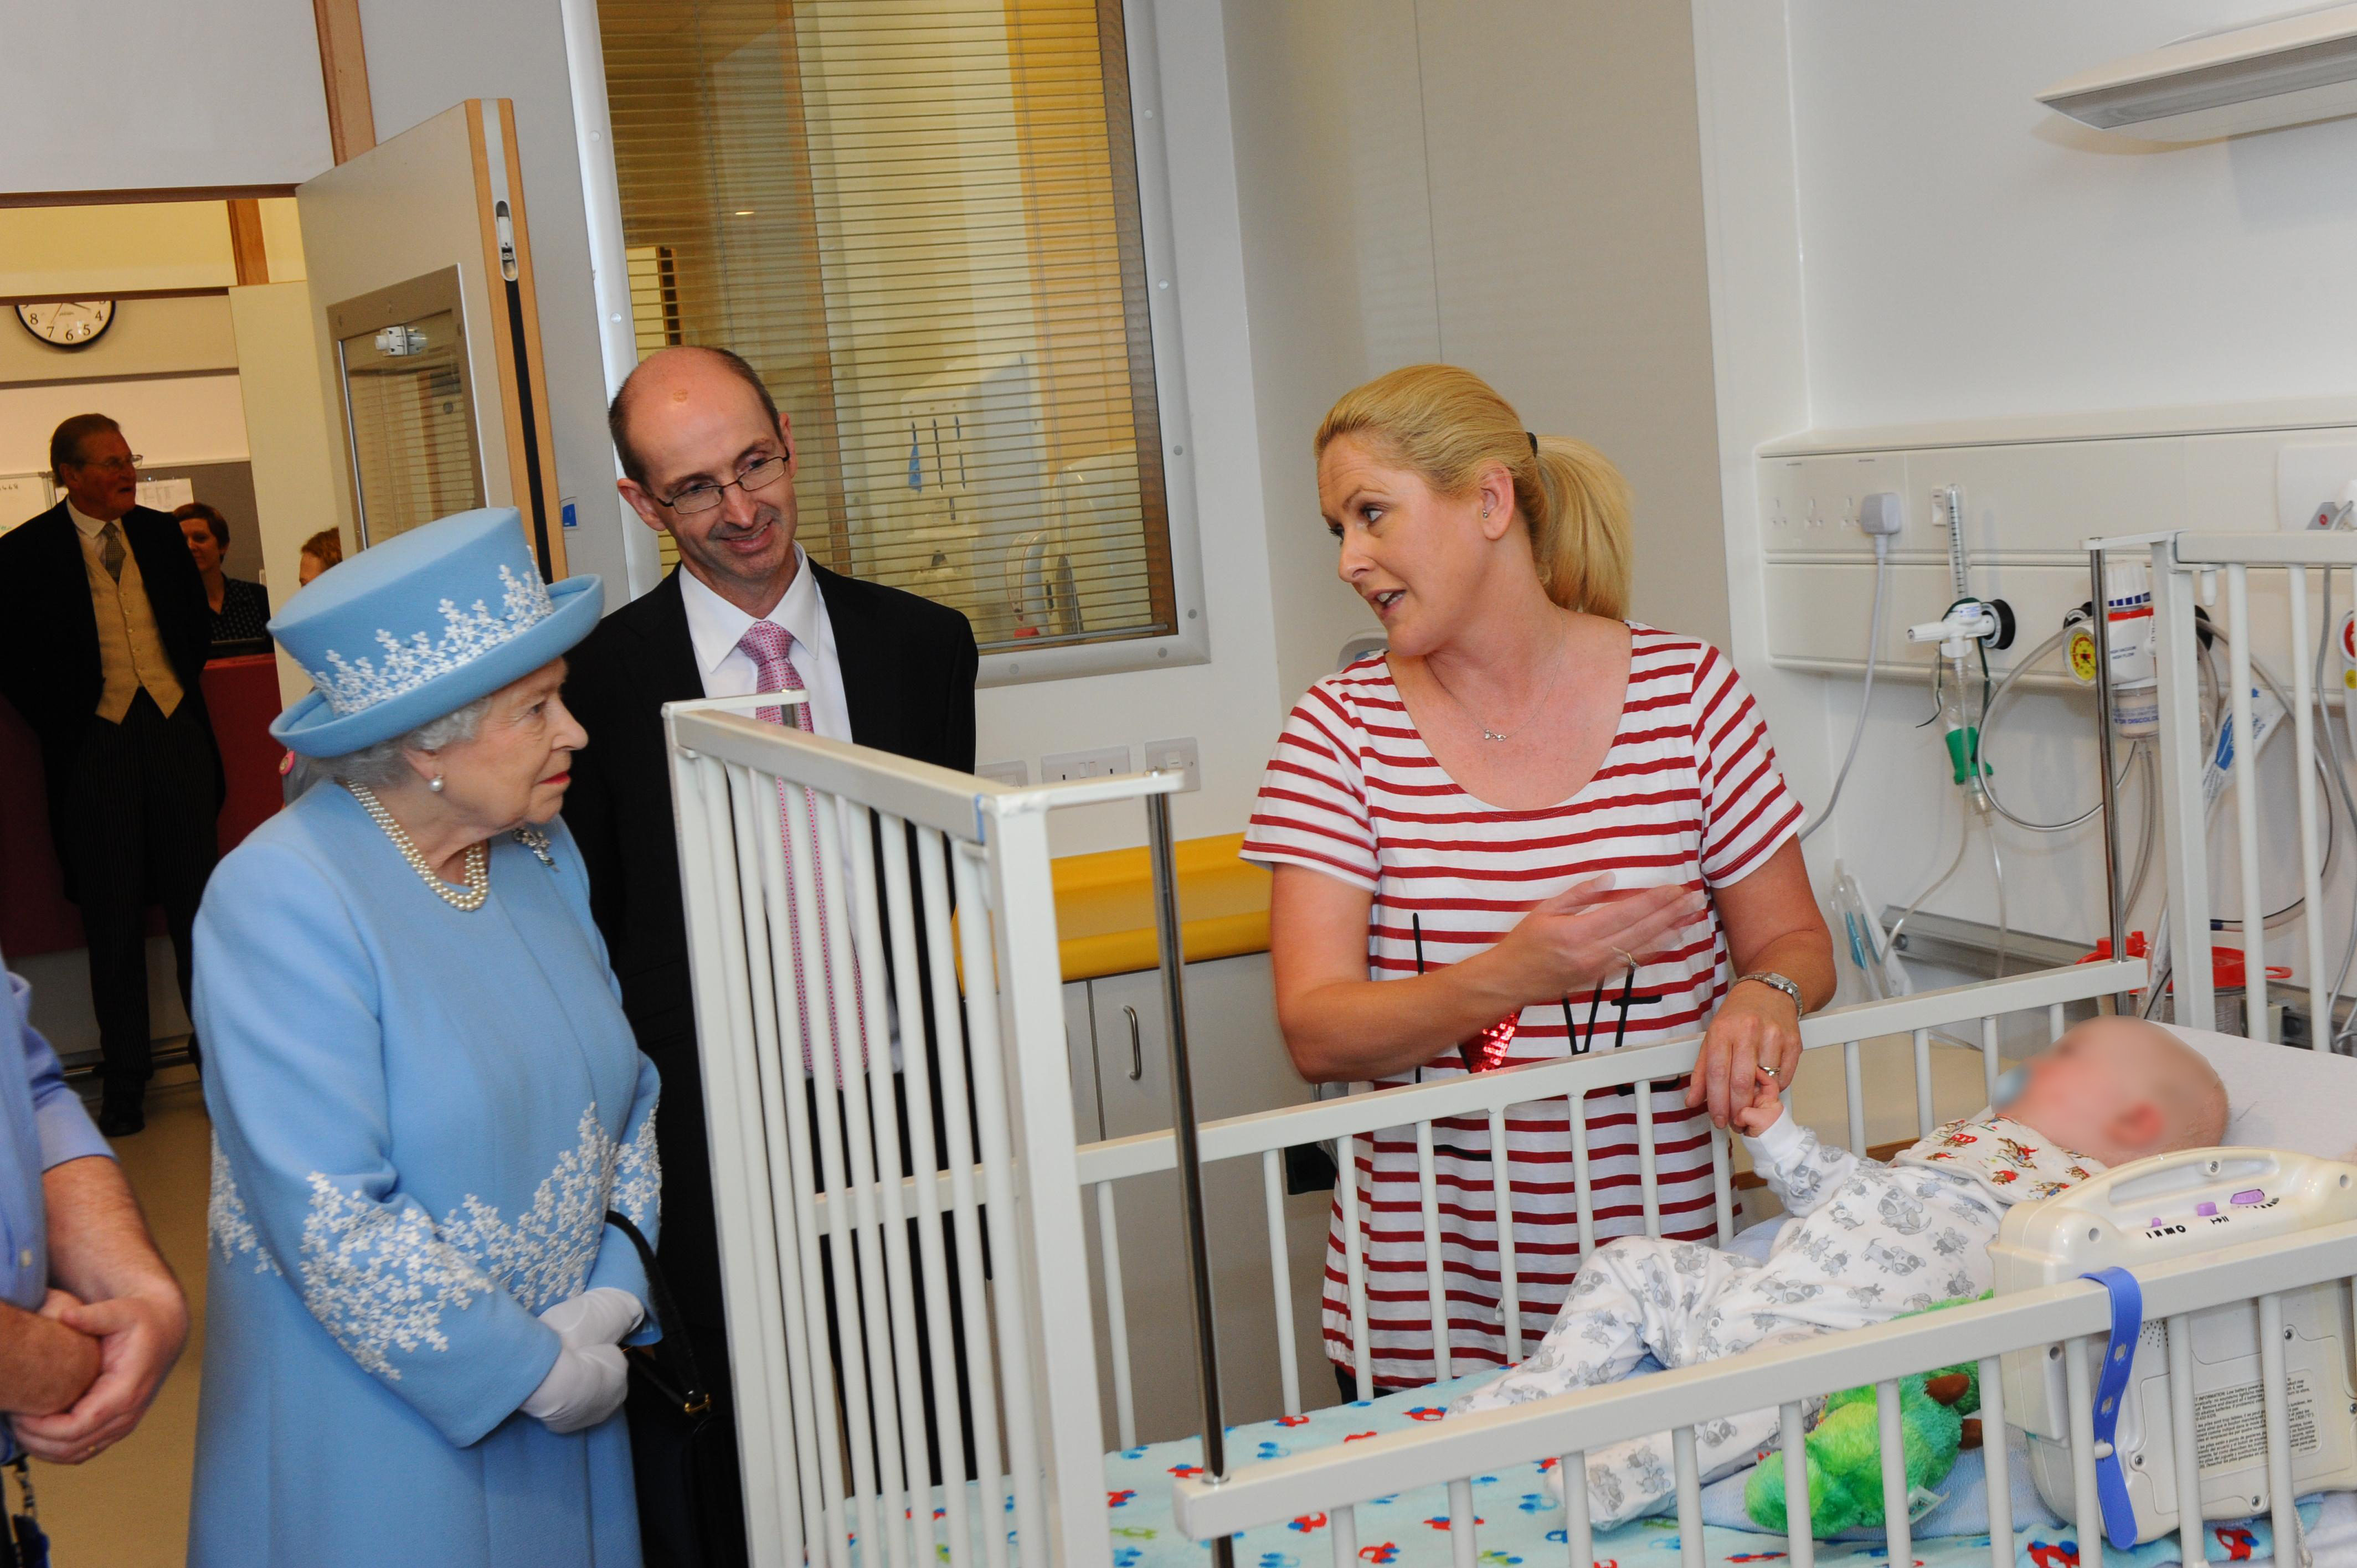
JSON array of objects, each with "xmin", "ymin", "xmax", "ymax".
[{"xmin": 600, "ymin": 0, "xmax": 1175, "ymax": 654}]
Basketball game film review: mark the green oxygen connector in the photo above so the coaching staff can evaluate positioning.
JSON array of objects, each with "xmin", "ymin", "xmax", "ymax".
[{"xmin": 1943, "ymin": 724, "xmax": 1985, "ymax": 786}]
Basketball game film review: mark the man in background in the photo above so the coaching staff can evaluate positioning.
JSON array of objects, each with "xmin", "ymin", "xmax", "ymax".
[
  {"xmin": 0, "ymin": 415, "xmax": 222, "ymax": 1135},
  {"xmin": 565, "ymin": 345, "xmax": 977, "ymax": 1567}
]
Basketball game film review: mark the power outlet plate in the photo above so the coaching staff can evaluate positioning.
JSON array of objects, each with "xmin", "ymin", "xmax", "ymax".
[
  {"xmin": 1141, "ymin": 735, "xmax": 1200, "ymax": 793},
  {"xmin": 976, "ymin": 759, "xmax": 1028, "ymax": 787},
  {"xmin": 1039, "ymin": 745, "xmax": 1132, "ymax": 783}
]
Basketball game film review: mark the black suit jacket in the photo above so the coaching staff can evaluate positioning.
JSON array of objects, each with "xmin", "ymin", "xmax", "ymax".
[
  {"xmin": 563, "ymin": 561, "xmax": 979, "ymax": 1050},
  {"xmin": 0, "ymin": 503, "xmax": 223, "ymax": 845}
]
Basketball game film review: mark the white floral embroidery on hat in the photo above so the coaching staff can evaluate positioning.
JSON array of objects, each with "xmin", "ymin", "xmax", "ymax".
[{"xmin": 308, "ymin": 566, "xmax": 554, "ymax": 716}]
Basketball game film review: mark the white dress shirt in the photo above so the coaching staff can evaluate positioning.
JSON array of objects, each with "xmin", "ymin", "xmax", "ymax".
[
  {"xmin": 676, "ymin": 545, "xmax": 852, "ymax": 740},
  {"xmin": 678, "ymin": 546, "xmax": 894, "ymax": 1069},
  {"xmin": 66, "ymin": 498, "xmax": 113, "ymax": 542}
]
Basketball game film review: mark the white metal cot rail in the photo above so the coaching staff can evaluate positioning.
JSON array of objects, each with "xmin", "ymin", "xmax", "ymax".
[
  {"xmin": 1170, "ymin": 1218, "xmax": 2357, "ymax": 1568},
  {"xmin": 2137, "ymin": 529, "xmax": 2357, "ymax": 1044},
  {"xmin": 1074, "ymin": 961, "xmax": 2145, "ymax": 1425},
  {"xmin": 668, "ymin": 693, "xmax": 1172, "ymax": 1568}
]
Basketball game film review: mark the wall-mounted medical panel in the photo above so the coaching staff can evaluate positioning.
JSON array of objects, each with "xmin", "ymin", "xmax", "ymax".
[
  {"xmin": 1763, "ymin": 561, "xmax": 2098, "ymax": 693},
  {"xmin": 1756, "ymin": 404, "xmax": 2357, "ymax": 683}
]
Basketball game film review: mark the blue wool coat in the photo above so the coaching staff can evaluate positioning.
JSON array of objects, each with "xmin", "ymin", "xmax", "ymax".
[{"xmin": 189, "ymin": 784, "xmax": 660, "ymax": 1566}]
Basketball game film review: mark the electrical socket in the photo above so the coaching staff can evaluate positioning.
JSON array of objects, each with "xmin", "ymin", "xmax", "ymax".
[
  {"xmin": 1039, "ymin": 745, "xmax": 1132, "ymax": 784},
  {"xmin": 1141, "ymin": 736, "xmax": 1201, "ymax": 793},
  {"xmin": 976, "ymin": 759, "xmax": 1028, "ymax": 787}
]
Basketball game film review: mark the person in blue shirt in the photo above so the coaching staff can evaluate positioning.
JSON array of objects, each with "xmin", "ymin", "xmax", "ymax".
[{"xmin": 0, "ymin": 949, "xmax": 187, "ymax": 1469}]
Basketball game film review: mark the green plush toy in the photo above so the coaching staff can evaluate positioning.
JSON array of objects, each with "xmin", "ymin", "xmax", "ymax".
[{"xmin": 1742, "ymin": 1363, "xmax": 1982, "ymax": 1536}]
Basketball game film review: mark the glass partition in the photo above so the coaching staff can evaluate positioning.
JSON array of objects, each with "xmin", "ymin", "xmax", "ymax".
[{"xmin": 327, "ymin": 268, "xmax": 487, "ymax": 548}]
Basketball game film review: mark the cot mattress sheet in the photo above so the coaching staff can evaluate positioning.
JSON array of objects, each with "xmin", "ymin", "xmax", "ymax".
[{"xmin": 851, "ymin": 1377, "xmax": 2340, "ymax": 1568}]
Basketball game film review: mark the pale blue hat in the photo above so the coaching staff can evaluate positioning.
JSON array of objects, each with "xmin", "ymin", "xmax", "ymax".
[{"xmin": 269, "ymin": 507, "xmax": 603, "ymax": 756}]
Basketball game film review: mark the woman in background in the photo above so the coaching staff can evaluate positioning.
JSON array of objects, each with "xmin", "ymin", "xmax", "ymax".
[
  {"xmin": 190, "ymin": 508, "xmax": 659, "ymax": 1566},
  {"xmin": 174, "ymin": 501, "xmax": 270, "ymax": 644},
  {"xmin": 296, "ymin": 525, "xmax": 343, "ymax": 586},
  {"xmin": 1243, "ymin": 365, "xmax": 1833, "ymax": 1396}
]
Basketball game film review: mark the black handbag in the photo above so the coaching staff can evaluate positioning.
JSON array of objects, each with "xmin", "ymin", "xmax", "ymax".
[
  {"xmin": 603, "ymin": 1210, "xmax": 713, "ymax": 1435},
  {"xmin": 0, "ymin": 1458, "xmax": 48, "ymax": 1568}
]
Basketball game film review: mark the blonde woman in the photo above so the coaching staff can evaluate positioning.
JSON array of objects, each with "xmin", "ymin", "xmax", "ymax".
[{"xmin": 1243, "ymin": 365, "xmax": 1833, "ymax": 1395}]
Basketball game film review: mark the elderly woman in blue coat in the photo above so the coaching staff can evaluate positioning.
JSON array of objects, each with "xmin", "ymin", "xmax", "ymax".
[{"xmin": 190, "ymin": 509, "xmax": 661, "ymax": 1566}]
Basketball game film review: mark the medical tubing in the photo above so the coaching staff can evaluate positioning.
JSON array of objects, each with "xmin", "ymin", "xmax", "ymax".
[
  {"xmin": 2206, "ymin": 638, "xmax": 2337, "ymax": 930},
  {"xmin": 1976, "ymin": 627, "xmax": 2112, "ymax": 832},
  {"xmin": 2122, "ymin": 744, "xmax": 2157, "ymax": 918},
  {"xmin": 1989, "ymin": 824, "xmax": 2008, "ymax": 977},
  {"xmin": 1886, "ymin": 820, "xmax": 1973, "ymax": 953},
  {"xmin": 1799, "ymin": 545, "xmax": 1890, "ymax": 842}
]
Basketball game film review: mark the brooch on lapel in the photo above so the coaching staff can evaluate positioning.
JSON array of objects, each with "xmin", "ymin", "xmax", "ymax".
[{"xmin": 513, "ymin": 826, "xmax": 558, "ymax": 869}]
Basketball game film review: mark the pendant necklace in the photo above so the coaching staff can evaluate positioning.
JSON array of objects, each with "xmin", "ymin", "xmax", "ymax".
[
  {"xmin": 347, "ymin": 781, "xmax": 491, "ymax": 911},
  {"xmin": 1429, "ymin": 632, "xmax": 1573, "ymax": 742}
]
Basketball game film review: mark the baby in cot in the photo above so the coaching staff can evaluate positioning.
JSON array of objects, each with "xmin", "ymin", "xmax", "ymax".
[{"xmin": 1448, "ymin": 1016, "xmax": 2229, "ymax": 1526}]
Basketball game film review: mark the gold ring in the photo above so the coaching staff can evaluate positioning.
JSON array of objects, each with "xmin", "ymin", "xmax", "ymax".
[{"xmin": 1612, "ymin": 946, "xmax": 1637, "ymax": 973}]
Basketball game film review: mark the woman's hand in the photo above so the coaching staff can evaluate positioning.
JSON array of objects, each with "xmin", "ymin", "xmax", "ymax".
[
  {"xmin": 1491, "ymin": 876, "xmax": 1705, "ymax": 1000},
  {"xmin": 1689, "ymin": 979, "xmax": 1802, "ymax": 1131},
  {"xmin": 1691, "ymin": 840, "xmax": 1835, "ymax": 1131}
]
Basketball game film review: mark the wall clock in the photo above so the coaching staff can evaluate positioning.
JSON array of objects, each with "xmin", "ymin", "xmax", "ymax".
[{"xmin": 16, "ymin": 300, "xmax": 116, "ymax": 349}]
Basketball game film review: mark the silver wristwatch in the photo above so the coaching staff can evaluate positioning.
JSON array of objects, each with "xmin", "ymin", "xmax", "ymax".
[{"xmin": 1734, "ymin": 970, "xmax": 1804, "ymax": 1015}]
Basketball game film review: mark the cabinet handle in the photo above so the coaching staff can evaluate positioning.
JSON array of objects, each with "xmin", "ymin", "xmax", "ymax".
[{"xmin": 1121, "ymin": 1005, "xmax": 1143, "ymax": 1081}]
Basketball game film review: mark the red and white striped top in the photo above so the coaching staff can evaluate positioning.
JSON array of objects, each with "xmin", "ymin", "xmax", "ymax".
[{"xmin": 1240, "ymin": 627, "xmax": 1802, "ymax": 1388}]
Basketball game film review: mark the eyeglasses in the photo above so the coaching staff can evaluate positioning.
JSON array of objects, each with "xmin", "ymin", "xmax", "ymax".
[
  {"xmin": 74, "ymin": 453, "xmax": 142, "ymax": 474},
  {"xmin": 663, "ymin": 454, "xmax": 787, "ymax": 515}
]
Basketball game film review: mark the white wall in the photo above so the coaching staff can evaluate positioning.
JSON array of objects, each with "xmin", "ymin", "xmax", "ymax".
[
  {"xmin": 1789, "ymin": 3, "xmax": 2357, "ymax": 431},
  {"xmin": 0, "ymin": 0, "xmax": 332, "ymax": 193},
  {"xmin": 1223, "ymin": 0, "xmax": 1734, "ymax": 717},
  {"xmin": 1694, "ymin": 1, "xmax": 2357, "ymax": 977},
  {"xmin": 0, "ymin": 376, "xmax": 248, "ymax": 476},
  {"xmin": 357, "ymin": 0, "xmax": 632, "ymax": 596}
]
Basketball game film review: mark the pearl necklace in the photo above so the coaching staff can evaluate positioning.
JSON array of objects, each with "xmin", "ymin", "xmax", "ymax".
[{"xmin": 346, "ymin": 781, "xmax": 490, "ymax": 910}]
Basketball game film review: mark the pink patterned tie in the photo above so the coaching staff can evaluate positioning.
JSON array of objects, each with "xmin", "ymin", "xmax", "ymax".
[{"xmin": 737, "ymin": 621, "xmax": 867, "ymax": 1078}]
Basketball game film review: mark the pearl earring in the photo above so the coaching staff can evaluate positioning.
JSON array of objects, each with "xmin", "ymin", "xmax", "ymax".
[
  {"xmin": 428, "ymin": 774, "xmax": 445, "ymax": 794},
  {"xmin": 1480, "ymin": 502, "xmax": 1491, "ymax": 519}
]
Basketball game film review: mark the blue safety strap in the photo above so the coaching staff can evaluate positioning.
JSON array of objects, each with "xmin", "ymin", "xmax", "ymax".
[{"xmin": 2082, "ymin": 1266, "xmax": 2144, "ymax": 1552}]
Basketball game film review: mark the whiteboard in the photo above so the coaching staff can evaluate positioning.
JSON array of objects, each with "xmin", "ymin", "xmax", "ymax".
[
  {"xmin": 0, "ymin": 473, "xmax": 49, "ymax": 534},
  {"xmin": 136, "ymin": 477, "xmax": 197, "ymax": 513}
]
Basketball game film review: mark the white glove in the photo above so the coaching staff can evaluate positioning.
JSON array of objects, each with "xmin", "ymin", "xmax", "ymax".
[
  {"xmin": 538, "ymin": 1287, "xmax": 645, "ymax": 1350},
  {"xmin": 518, "ymin": 1288, "xmax": 644, "ymax": 1435},
  {"xmin": 521, "ymin": 1342, "xmax": 630, "ymax": 1435}
]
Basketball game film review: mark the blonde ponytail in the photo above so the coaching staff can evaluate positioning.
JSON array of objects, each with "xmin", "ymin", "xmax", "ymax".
[
  {"xmin": 1316, "ymin": 364, "xmax": 1633, "ymax": 618},
  {"xmin": 1529, "ymin": 434, "xmax": 1632, "ymax": 621}
]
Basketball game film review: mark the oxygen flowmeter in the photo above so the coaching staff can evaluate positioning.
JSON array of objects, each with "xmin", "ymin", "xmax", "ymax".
[
  {"xmin": 1907, "ymin": 595, "xmax": 2018, "ymax": 794},
  {"xmin": 1907, "ymin": 485, "xmax": 2018, "ymax": 801}
]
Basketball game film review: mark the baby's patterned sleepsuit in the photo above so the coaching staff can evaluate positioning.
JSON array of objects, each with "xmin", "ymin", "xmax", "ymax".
[{"xmin": 1447, "ymin": 1111, "xmax": 2101, "ymax": 1526}]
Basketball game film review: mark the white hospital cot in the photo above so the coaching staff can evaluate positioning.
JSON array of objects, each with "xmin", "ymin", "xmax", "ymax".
[{"xmin": 665, "ymin": 531, "xmax": 2357, "ymax": 1568}]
